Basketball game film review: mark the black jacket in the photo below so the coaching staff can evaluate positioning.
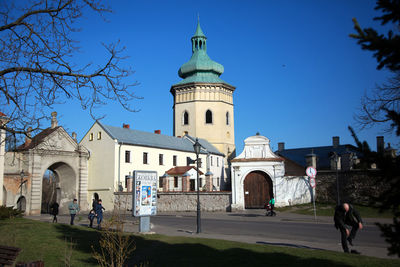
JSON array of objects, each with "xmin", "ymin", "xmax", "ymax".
[{"xmin": 334, "ymin": 204, "xmax": 363, "ymax": 229}]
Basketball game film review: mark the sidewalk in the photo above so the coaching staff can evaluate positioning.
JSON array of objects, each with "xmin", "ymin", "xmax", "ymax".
[{"xmin": 25, "ymin": 210, "xmax": 397, "ymax": 260}]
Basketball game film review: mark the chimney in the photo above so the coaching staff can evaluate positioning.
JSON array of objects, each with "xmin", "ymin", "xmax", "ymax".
[
  {"xmin": 122, "ymin": 124, "xmax": 130, "ymax": 129},
  {"xmin": 25, "ymin": 127, "xmax": 32, "ymax": 147},
  {"xmin": 332, "ymin": 136, "xmax": 340, "ymax": 148},
  {"xmin": 278, "ymin": 142, "xmax": 285, "ymax": 152},
  {"xmin": 51, "ymin": 111, "xmax": 58, "ymax": 128},
  {"xmin": 377, "ymin": 136, "xmax": 384, "ymax": 154},
  {"xmin": 154, "ymin": 130, "xmax": 161, "ymax": 134}
]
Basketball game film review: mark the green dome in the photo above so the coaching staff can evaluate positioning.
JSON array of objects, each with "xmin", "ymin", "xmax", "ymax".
[{"xmin": 176, "ymin": 21, "xmax": 226, "ymax": 85}]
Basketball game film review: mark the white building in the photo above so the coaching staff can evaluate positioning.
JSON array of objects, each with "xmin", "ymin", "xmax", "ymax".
[
  {"xmin": 231, "ymin": 134, "xmax": 312, "ymax": 210},
  {"xmin": 80, "ymin": 121, "xmax": 225, "ymax": 209}
]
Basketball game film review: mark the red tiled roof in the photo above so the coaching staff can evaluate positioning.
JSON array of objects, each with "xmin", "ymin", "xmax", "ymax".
[
  {"xmin": 0, "ymin": 112, "xmax": 6, "ymax": 117},
  {"xmin": 16, "ymin": 127, "xmax": 60, "ymax": 151},
  {"xmin": 166, "ymin": 166, "xmax": 203, "ymax": 176}
]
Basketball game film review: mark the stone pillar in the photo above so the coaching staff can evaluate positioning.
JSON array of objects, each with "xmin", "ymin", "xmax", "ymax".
[
  {"xmin": 29, "ymin": 152, "xmax": 42, "ymax": 215},
  {"xmin": 205, "ymin": 173, "xmax": 213, "ymax": 191},
  {"xmin": 305, "ymin": 153, "xmax": 317, "ymax": 168},
  {"xmin": 182, "ymin": 175, "xmax": 190, "ymax": 192},
  {"xmin": 78, "ymin": 149, "xmax": 89, "ymax": 211},
  {"xmin": 162, "ymin": 177, "xmax": 169, "ymax": 192}
]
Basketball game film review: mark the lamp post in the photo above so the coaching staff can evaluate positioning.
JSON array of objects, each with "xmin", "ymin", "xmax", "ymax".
[
  {"xmin": 333, "ymin": 152, "xmax": 340, "ymax": 204},
  {"xmin": 19, "ymin": 170, "xmax": 25, "ymax": 211},
  {"xmin": 193, "ymin": 138, "xmax": 201, "ymax": 234}
]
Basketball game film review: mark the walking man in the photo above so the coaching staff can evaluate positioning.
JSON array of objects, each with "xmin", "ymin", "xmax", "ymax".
[
  {"xmin": 50, "ymin": 202, "xmax": 59, "ymax": 223},
  {"xmin": 334, "ymin": 203, "xmax": 363, "ymax": 253},
  {"xmin": 69, "ymin": 198, "xmax": 79, "ymax": 225},
  {"xmin": 95, "ymin": 199, "xmax": 105, "ymax": 229}
]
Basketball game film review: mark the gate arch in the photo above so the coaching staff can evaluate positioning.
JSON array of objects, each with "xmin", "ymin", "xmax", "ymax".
[
  {"xmin": 41, "ymin": 162, "xmax": 77, "ymax": 214},
  {"xmin": 244, "ymin": 171, "xmax": 273, "ymax": 209}
]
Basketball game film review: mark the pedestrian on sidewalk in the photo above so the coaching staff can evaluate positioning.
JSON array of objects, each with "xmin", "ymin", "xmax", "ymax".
[
  {"xmin": 334, "ymin": 202, "xmax": 363, "ymax": 253},
  {"xmin": 95, "ymin": 199, "xmax": 105, "ymax": 229},
  {"xmin": 50, "ymin": 202, "xmax": 59, "ymax": 223},
  {"xmin": 68, "ymin": 198, "xmax": 79, "ymax": 225}
]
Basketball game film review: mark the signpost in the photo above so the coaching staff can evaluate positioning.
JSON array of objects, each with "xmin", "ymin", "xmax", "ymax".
[
  {"xmin": 306, "ymin": 167, "xmax": 317, "ymax": 222},
  {"xmin": 132, "ymin": 170, "xmax": 158, "ymax": 232}
]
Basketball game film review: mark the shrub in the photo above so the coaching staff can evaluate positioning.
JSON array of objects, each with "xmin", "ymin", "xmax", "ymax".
[{"xmin": 0, "ymin": 206, "xmax": 23, "ymax": 219}]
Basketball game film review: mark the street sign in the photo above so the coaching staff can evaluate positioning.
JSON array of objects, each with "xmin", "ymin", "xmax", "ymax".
[
  {"xmin": 306, "ymin": 166, "xmax": 317, "ymax": 178},
  {"xmin": 309, "ymin": 177, "xmax": 316, "ymax": 188}
]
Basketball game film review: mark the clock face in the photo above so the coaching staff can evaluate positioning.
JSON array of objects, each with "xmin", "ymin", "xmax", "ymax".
[{"xmin": 306, "ymin": 167, "xmax": 317, "ymax": 178}]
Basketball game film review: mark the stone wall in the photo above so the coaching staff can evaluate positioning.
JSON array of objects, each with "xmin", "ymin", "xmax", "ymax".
[
  {"xmin": 114, "ymin": 191, "xmax": 232, "ymax": 212},
  {"xmin": 315, "ymin": 170, "xmax": 386, "ymax": 205}
]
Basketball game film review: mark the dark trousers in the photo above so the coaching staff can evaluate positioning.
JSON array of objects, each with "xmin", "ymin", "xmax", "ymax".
[
  {"xmin": 52, "ymin": 214, "xmax": 57, "ymax": 223},
  {"xmin": 89, "ymin": 218, "xmax": 94, "ymax": 227},
  {"xmin": 97, "ymin": 216, "xmax": 103, "ymax": 229},
  {"xmin": 70, "ymin": 214, "xmax": 76, "ymax": 225},
  {"xmin": 339, "ymin": 221, "xmax": 359, "ymax": 252}
]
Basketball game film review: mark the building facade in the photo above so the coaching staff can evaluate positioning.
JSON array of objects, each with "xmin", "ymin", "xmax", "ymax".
[{"xmin": 80, "ymin": 121, "xmax": 225, "ymax": 209}]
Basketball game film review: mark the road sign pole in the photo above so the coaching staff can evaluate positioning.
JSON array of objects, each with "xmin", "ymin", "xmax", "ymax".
[
  {"xmin": 313, "ymin": 189, "xmax": 317, "ymax": 223},
  {"xmin": 306, "ymin": 167, "xmax": 318, "ymax": 223}
]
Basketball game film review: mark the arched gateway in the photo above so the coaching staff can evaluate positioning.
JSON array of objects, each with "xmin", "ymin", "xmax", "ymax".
[
  {"xmin": 244, "ymin": 171, "xmax": 273, "ymax": 209},
  {"xmin": 2, "ymin": 113, "xmax": 89, "ymax": 215},
  {"xmin": 231, "ymin": 134, "xmax": 285, "ymax": 210}
]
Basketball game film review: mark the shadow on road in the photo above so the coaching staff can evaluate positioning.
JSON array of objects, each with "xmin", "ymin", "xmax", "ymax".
[
  {"xmin": 228, "ymin": 213, "xmax": 267, "ymax": 217},
  {"xmin": 256, "ymin": 241, "xmax": 326, "ymax": 251}
]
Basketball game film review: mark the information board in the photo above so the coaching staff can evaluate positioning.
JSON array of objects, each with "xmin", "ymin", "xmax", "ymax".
[{"xmin": 133, "ymin": 170, "xmax": 158, "ymax": 217}]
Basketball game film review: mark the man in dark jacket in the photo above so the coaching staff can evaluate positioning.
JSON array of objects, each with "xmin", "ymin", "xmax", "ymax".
[{"xmin": 334, "ymin": 203, "xmax": 364, "ymax": 253}]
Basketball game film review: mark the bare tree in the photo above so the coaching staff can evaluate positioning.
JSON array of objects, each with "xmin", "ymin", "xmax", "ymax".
[
  {"xmin": 357, "ymin": 72, "xmax": 400, "ymax": 135},
  {"xmin": 0, "ymin": 0, "xmax": 140, "ymax": 142}
]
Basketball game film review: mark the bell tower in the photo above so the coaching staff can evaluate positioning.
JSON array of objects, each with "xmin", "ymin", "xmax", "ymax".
[{"xmin": 170, "ymin": 20, "xmax": 236, "ymax": 168}]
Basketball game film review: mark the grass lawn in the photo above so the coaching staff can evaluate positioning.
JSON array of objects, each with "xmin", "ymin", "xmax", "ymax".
[
  {"xmin": 0, "ymin": 218, "xmax": 399, "ymax": 267},
  {"xmin": 275, "ymin": 203, "xmax": 394, "ymax": 218}
]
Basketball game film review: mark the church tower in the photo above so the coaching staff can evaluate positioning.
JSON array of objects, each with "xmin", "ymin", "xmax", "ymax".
[{"xmin": 170, "ymin": 20, "xmax": 236, "ymax": 166}]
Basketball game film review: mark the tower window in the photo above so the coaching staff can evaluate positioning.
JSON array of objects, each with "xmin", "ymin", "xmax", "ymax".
[
  {"xmin": 183, "ymin": 111, "xmax": 189, "ymax": 125},
  {"xmin": 226, "ymin": 112, "xmax": 230, "ymax": 125},
  {"xmin": 206, "ymin": 110, "xmax": 213, "ymax": 124}
]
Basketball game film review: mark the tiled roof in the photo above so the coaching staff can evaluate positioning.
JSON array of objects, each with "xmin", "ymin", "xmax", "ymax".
[
  {"xmin": 16, "ymin": 127, "xmax": 60, "ymax": 151},
  {"xmin": 166, "ymin": 166, "xmax": 203, "ymax": 176},
  {"xmin": 98, "ymin": 122, "xmax": 224, "ymax": 156},
  {"xmin": 276, "ymin": 144, "xmax": 361, "ymax": 170}
]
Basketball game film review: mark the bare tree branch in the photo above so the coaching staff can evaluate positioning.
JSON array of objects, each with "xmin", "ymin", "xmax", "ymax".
[{"xmin": 0, "ymin": 0, "xmax": 140, "ymax": 147}]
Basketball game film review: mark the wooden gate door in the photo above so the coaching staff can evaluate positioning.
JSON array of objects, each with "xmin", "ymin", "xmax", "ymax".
[{"xmin": 244, "ymin": 171, "xmax": 272, "ymax": 209}]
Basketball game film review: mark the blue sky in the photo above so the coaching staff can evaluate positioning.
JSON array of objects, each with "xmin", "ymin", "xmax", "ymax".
[{"xmin": 52, "ymin": 0, "xmax": 397, "ymax": 154}]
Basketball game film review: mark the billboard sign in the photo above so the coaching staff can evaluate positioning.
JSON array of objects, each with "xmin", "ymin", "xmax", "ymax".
[{"xmin": 133, "ymin": 170, "xmax": 158, "ymax": 217}]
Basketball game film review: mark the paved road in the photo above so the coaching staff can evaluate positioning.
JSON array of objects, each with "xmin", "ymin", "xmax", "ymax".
[
  {"xmin": 126, "ymin": 210, "xmax": 396, "ymax": 259},
  {"xmin": 27, "ymin": 210, "xmax": 398, "ymax": 260}
]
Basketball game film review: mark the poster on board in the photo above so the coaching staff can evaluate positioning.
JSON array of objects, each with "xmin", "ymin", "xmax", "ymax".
[{"xmin": 133, "ymin": 170, "xmax": 158, "ymax": 217}]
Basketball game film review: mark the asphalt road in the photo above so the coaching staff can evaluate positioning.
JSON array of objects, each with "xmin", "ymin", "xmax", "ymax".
[
  {"xmin": 27, "ymin": 211, "xmax": 397, "ymax": 259},
  {"xmin": 123, "ymin": 211, "xmax": 396, "ymax": 259},
  {"xmin": 149, "ymin": 214, "xmax": 386, "ymax": 248}
]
